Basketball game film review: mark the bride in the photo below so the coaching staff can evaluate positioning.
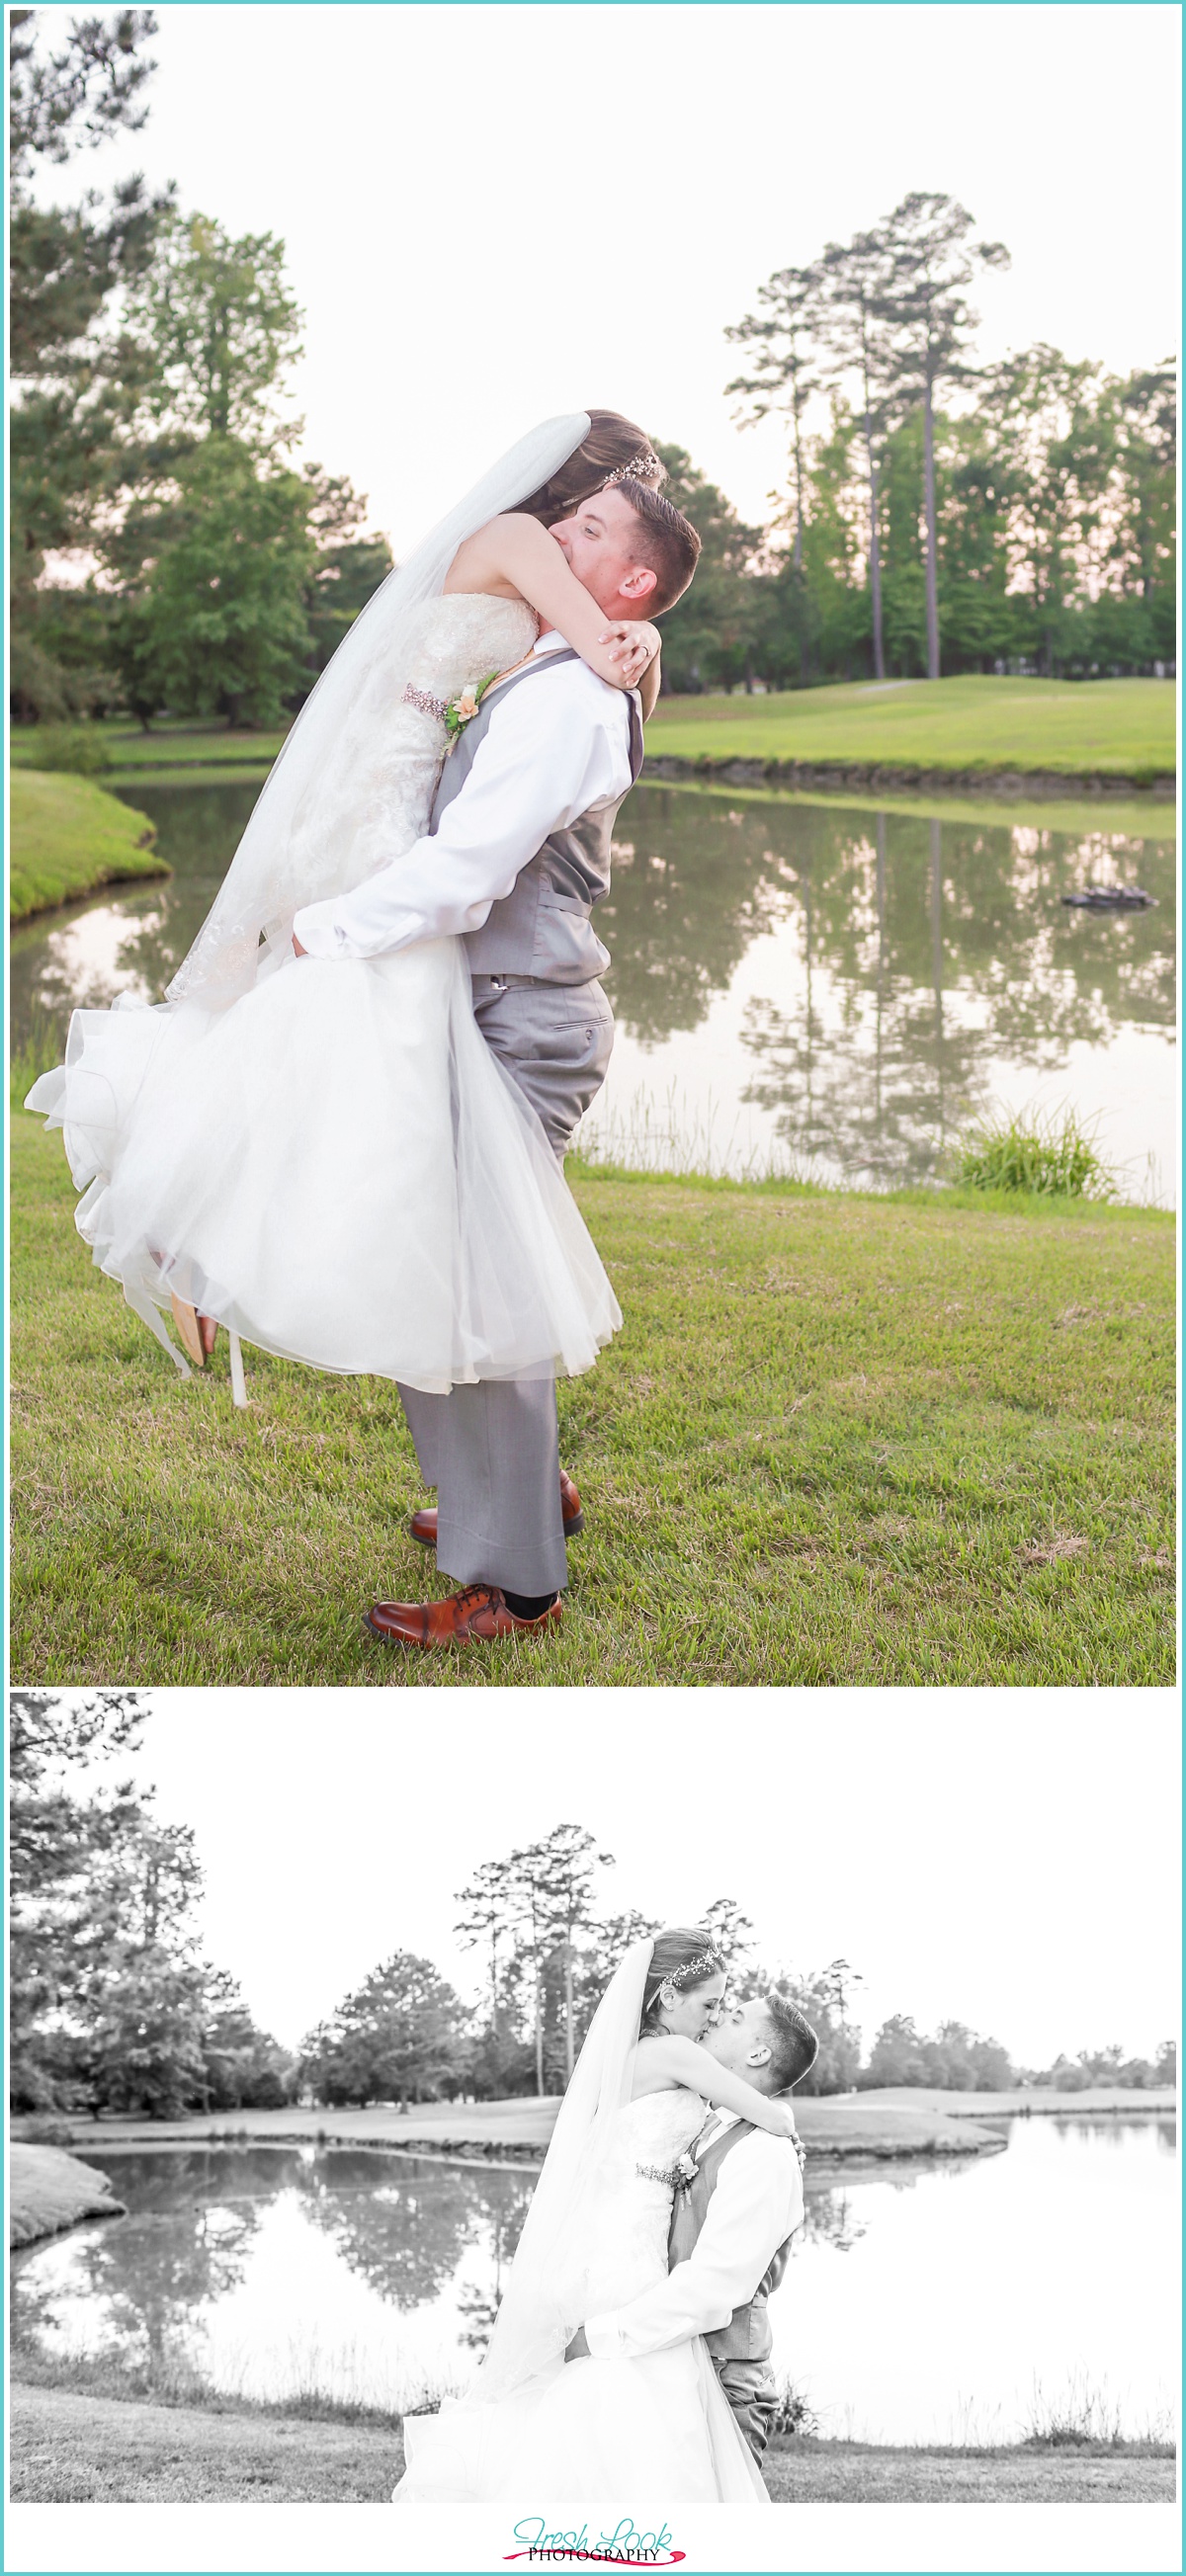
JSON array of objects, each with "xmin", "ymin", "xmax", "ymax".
[
  {"xmin": 26, "ymin": 411, "xmax": 665, "ymax": 1407},
  {"xmin": 394, "ymin": 1928, "xmax": 804, "ymax": 2505}
]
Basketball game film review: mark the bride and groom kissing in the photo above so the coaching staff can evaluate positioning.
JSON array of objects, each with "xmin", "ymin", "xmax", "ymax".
[
  {"xmin": 28, "ymin": 410, "xmax": 701, "ymax": 1656},
  {"xmin": 396, "ymin": 1928, "xmax": 818, "ymax": 2506}
]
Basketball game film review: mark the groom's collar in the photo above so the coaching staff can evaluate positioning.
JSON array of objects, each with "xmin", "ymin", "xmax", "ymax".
[{"xmin": 532, "ymin": 629, "xmax": 570, "ymax": 657}]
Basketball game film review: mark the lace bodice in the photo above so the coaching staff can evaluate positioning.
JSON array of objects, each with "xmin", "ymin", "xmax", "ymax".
[
  {"xmin": 573, "ymin": 2090, "xmax": 709, "ymax": 2319},
  {"xmin": 404, "ymin": 593, "xmax": 539, "ymax": 701},
  {"xmin": 334, "ymin": 592, "xmax": 540, "ymax": 879}
]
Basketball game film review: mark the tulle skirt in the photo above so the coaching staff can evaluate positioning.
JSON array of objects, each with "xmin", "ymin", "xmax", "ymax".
[
  {"xmin": 395, "ymin": 2341, "xmax": 769, "ymax": 2504},
  {"xmin": 26, "ymin": 938, "xmax": 622, "ymax": 1393}
]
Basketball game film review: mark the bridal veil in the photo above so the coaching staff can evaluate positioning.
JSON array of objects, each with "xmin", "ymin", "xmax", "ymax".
[{"xmin": 166, "ymin": 412, "xmax": 591, "ymax": 1010}]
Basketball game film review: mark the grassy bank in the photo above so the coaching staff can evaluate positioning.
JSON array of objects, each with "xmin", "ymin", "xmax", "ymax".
[
  {"xmin": 10, "ymin": 771, "xmax": 168, "ymax": 921},
  {"xmin": 18, "ymin": 2084, "xmax": 1084, "ymax": 2161},
  {"xmin": 638, "ymin": 771, "xmax": 1177, "ymax": 843},
  {"xmin": 11, "ymin": 1123, "xmax": 1174, "ymax": 1685},
  {"xmin": 10, "ymin": 717, "xmax": 288, "ymax": 775},
  {"xmin": 9, "ymin": 2144, "xmax": 126, "ymax": 2249},
  {"xmin": 8, "ymin": 2383, "xmax": 1173, "ymax": 2505},
  {"xmin": 646, "ymin": 675, "xmax": 1176, "ymax": 786}
]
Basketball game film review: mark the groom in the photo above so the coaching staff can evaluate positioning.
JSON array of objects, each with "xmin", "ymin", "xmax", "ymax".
[
  {"xmin": 295, "ymin": 476, "xmax": 701, "ymax": 1648},
  {"xmin": 565, "ymin": 1996, "xmax": 818, "ymax": 2477}
]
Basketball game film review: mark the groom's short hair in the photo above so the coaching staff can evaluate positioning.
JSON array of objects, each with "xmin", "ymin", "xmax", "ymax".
[
  {"xmin": 765, "ymin": 1994, "xmax": 819, "ymax": 2092},
  {"xmin": 616, "ymin": 478, "xmax": 701, "ymax": 613}
]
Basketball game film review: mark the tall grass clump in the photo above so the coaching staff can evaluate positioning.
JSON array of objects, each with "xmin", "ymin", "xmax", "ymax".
[
  {"xmin": 11, "ymin": 1029, "xmax": 65, "ymax": 1114},
  {"xmin": 956, "ymin": 1106, "xmax": 1117, "ymax": 1202},
  {"xmin": 1019, "ymin": 2370, "xmax": 1158, "ymax": 2449},
  {"xmin": 24, "ymin": 724, "xmax": 113, "ymax": 777}
]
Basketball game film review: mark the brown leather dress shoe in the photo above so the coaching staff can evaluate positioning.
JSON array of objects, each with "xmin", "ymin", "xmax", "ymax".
[
  {"xmin": 409, "ymin": 1469, "xmax": 584, "ymax": 1550},
  {"xmin": 364, "ymin": 1584, "xmax": 563, "ymax": 1648}
]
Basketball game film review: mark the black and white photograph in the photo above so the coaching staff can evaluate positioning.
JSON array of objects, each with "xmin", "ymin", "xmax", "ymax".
[{"xmin": 6, "ymin": 1688, "xmax": 1180, "ymax": 2569}]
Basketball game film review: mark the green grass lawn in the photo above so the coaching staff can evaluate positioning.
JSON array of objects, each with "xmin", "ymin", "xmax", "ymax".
[
  {"xmin": 9, "ymin": 2384, "xmax": 1172, "ymax": 2504},
  {"xmin": 10, "ymin": 771, "xmax": 168, "ymax": 920},
  {"xmin": 647, "ymin": 675, "xmax": 1176, "ymax": 781},
  {"xmin": 10, "ymin": 718, "xmax": 289, "ymax": 774},
  {"xmin": 11, "ymin": 1117, "xmax": 1174, "ymax": 1686}
]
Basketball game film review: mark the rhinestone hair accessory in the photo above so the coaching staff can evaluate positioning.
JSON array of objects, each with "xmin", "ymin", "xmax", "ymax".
[
  {"xmin": 664, "ymin": 1952, "xmax": 720, "ymax": 1991},
  {"xmin": 603, "ymin": 449, "xmax": 662, "ymax": 487}
]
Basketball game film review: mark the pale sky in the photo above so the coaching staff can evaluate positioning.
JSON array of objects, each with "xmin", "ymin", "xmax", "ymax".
[
  {"xmin": 27, "ymin": 2, "xmax": 1182, "ymax": 550},
  {"xmin": 57, "ymin": 1688, "xmax": 1180, "ymax": 2066}
]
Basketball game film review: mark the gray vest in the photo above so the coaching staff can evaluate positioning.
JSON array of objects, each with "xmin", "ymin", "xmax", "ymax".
[
  {"xmin": 429, "ymin": 647, "xmax": 643, "ymax": 985},
  {"xmin": 667, "ymin": 2120, "xmax": 794, "ymax": 2366}
]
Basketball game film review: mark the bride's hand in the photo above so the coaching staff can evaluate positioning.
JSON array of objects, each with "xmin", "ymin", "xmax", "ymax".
[
  {"xmin": 598, "ymin": 621, "xmax": 660, "ymax": 684},
  {"xmin": 754, "ymin": 2098, "xmax": 801, "ymax": 2143}
]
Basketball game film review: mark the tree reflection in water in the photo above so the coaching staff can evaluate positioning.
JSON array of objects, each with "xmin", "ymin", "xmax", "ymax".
[
  {"xmin": 10, "ymin": 2146, "xmax": 540, "ymax": 2384},
  {"xmin": 799, "ymin": 2183, "xmax": 870, "ymax": 2257},
  {"xmin": 11, "ymin": 2148, "xmax": 264, "ymax": 2371},
  {"xmin": 603, "ymin": 788, "xmax": 1174, "ymax": 1189},
  {"xmin": 12, "ymin": 777, "xmax": 1176, "ymax": 1197},
  {"xmin": 296, "ymin": 2150, "xmax": 535, "ymax": 2315}
]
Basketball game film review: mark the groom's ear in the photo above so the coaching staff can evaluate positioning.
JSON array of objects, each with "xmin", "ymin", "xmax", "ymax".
[{"xmin": 620, "ymin": 564, "xmax": 658, "ymax": 607}]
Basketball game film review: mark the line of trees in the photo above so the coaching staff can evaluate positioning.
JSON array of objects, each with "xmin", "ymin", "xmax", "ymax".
[
  {"xmin": 660, "ymin": 193, "xmax": 1174, "ymax": 694},
  {"xmin": 10, "ymin": 1703, "xmax": 1174, "ymax": 2120},
  {"xmin": 11, "ymin": 25, "xmax": 1175, "ymax": 733},
  {"xmin": 11, "ymin": 1690, "xmax": 293, "ymax": 2118},
  {"xmin": 10, "ymin": 8, "xmax": 390, "ymax": 727}
]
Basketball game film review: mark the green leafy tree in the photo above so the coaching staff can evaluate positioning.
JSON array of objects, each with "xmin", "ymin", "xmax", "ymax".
[
  {"xmin": 115, "ymin": 434, "xmax": 316, "ymax": 724},
  {"xmin": 648, "ymin": 443, "xmax": 765, "ymax": 693},
  {"xmin": 300, "ymin": 459, "xmax": 393, "ymax": 684},
  {"xmin": 9, "ymin": 8, "xmax": 170, "ymax": 715},
  {"xmin": 873, "ymin": 192, "xmax": 1011, "ymax": 678},
  {"xmin": 123, "ymin": 206, "xmax": 304, "ymax": 446},
  {"xmin": 816, "ymin": 223, "xmax": 900, "ymax": 678},
  {"xmin": 726, "ymin": 262, "xmax": 824, "ymax": 678}
]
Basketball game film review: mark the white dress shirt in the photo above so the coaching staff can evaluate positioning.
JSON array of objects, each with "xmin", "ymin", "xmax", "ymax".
[
  {"xmin": 293, "ymin": 631, "xmax": 635, "ymax": 961},
  {"xmin": 584, "ymin": 2112, "xmax": 805, "ymax": 2362}
]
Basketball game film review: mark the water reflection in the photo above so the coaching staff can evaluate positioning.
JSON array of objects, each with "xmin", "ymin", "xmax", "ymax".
[
  {"xmin": 10, "ymin": 2119, "xmax": 1174, "ymax": 2441},
  {"xmin": 12, "ymin": 778, "xmax": 1176, "ymax": 1201},
  {"xmin": 602, "ymin": 790, "xmax": 1175, "ymax": 1197}
]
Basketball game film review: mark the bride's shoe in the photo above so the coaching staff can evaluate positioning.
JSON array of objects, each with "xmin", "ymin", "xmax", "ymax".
[
  {"xmin": 169, "ymin": 1298, "xmax": 246, "ymax": 1406},
  {"xmin": 171, "ymin": 1293, "xmax": 207, "ymax": 1368}
]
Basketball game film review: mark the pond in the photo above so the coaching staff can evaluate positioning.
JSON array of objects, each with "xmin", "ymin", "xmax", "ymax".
[
  {"xmin": 11, "ymin": 2116, "xmax": 1174, "ymax": 2446},
  {"xmin": 12, "ymin": 778, "xmax": 1177, "ymax": 1205}
]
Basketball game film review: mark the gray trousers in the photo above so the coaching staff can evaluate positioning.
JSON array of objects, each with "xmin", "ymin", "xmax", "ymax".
[
  {"xmin": 711, "ymin": 2355, "xmax": 779, "ymax": 2465},
  {"xmin": 397, "ymin": 975, "xmax": 614, "ymax": 1594}
]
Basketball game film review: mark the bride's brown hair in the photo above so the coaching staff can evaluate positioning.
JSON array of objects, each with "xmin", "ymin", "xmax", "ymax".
[
  {"xmin": 638, "ymin": 1925, "xmax": 726, "ymax": 2036},
  {"xmin": 518, "ymin": 409, "xmax": 666, "ymax": 526}
]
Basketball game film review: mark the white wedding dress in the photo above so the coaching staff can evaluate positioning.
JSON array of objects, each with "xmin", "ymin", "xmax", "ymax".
[
  {"xmin": 26, "ymin": 595, "xmax": 623, "ymax": 1395},
  {"xmin": 396, "ymin": 2090, "xmax": 767, "ymax": 2503}
]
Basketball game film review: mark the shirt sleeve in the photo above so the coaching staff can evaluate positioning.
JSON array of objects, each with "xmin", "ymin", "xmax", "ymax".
[
  {"xmin": 584, "ymin": 2133, "xmax": 805, "ymax": 2361},
  {"xmin": 293, "ymin": 665, "xmax": 633, "ymax": 960}
]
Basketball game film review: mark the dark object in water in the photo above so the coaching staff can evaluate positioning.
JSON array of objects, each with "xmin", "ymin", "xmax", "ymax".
[{"xmin": 1062, "ymin": 885, "xmax": 1158, "ymax": 911}]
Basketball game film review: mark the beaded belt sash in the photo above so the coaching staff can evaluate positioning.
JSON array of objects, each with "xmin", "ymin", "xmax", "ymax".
[{"xmin": 402, "ymin": 682, "xmax": 447, "ymax": 722}]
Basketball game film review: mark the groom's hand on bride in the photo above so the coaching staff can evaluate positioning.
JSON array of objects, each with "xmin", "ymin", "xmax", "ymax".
[{"xmin": 564, "ymin": 2327, "xmax": 591, "ymax": 2364}]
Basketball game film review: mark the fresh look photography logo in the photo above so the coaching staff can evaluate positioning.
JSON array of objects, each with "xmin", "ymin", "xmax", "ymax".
[{"xmin": 504, "ymin": 2516, "xmax": 685, "ymax": 2565}]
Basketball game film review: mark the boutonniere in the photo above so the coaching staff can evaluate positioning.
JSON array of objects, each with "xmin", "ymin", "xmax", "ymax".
[
  {"xmin": 673, "ymin": 2150, "xmax": 700, "ymax": 2198},
  {"xmin": 443, "ymin": 671, "xmax": 499, "ymax": 752}
]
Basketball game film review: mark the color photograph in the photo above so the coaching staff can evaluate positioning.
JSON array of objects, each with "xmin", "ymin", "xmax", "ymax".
[{"xmin": 8, "ymin": 0, "xmax": 1177, "ymax": 1691}]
